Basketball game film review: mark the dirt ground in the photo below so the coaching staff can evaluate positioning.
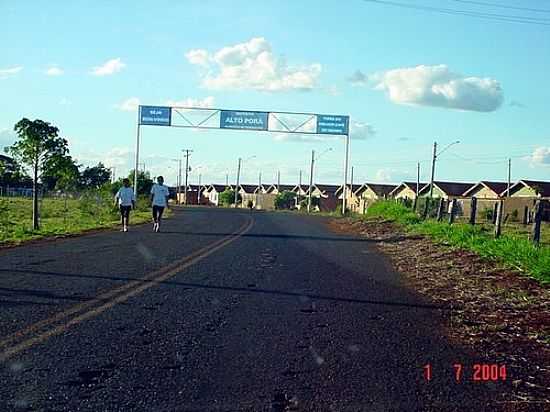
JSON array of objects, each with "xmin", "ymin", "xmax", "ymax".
[{"xmin": 328, "ymin": 218, "xmax": 550, "ymax": 409}]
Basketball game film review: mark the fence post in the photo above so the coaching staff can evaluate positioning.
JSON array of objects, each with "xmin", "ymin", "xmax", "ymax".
[
  {"xmin": 448, "ymin": 199, "xmax": 456, "ymax": 225},
  {"xmin": 423, "ymin": 197, "xmax": 430, "ymax": 219},
  {"xmin": 436, "ymin": 198, "xmax": 445, "ymax": 222},
  {"xmin": 469, "ymin": 197, "xmax": 477, "ymax": 225},
  {"xmin": 532, "ymin": 200, "xmax": 542, "ymax": 246},
  {"xmin": 522, "ymin": 205, "xmax": 529, "ymax": 225},
  {"xmin": 492, "ymin": 202, "xmax": 498, "ymax": 224},
  {"xmin": 494, "ymin": 200, "xmax": 503, "ymax": 238}
]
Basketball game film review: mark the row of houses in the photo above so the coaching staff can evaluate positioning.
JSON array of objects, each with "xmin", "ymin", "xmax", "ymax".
[{"xmin": 174, "ymin": 179, "xmax": 550, "ymax": 219}]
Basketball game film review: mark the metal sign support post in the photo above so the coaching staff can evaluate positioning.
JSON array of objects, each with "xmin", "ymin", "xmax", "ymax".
[
  {"xmin": 133, "ymin": 108, "xmax": 141, "ymax": 198},
  {"xmin": 234, "ymin": 158, "xmax": 242, "ymax": 207},
  {"xmin": 342, "ymin": 133, "xmax": 350, "ymax": 215}
]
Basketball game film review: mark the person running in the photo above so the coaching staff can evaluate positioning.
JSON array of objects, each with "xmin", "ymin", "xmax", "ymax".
[
  {"xmin": 114, "ymin": 178, "xmax": 135, "ymax": 232},
  {"xmin": 150, "ymin": 175, "xmax": 170, "ymax": 232}
]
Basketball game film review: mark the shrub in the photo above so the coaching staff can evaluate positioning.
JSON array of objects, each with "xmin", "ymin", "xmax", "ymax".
[
  {"xmin": 274, "ymin": 191, "xmax": 296, "ymax": 210},
  {"xmin": 483, "ymin": 208, "xmax": 494, "ymax": 222},
  {"xmin": 219, "ymin": 189, "xmax": 240, "ymax": 207},
  {"xmin": 299, "ymin": 196, "xmax": 320, "ymax": 210}
]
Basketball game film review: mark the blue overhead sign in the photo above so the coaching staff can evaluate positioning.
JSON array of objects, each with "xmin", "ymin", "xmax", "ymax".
[
  {"xmin": 220, "ymin": 110, "xmax": 269, "ymax": 131},
  {"xmin": 316, "ymin": 114, "xmax": 349, "ymax": 135},
  {"xmin": 139, "ymin": 106, "xmax": 171, "ymax": 126}
]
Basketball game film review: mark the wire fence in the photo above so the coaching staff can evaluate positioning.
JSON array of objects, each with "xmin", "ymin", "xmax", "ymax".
[{"xmin": 408, "ymin": 197, "xmax": 550, "ymax": 247}]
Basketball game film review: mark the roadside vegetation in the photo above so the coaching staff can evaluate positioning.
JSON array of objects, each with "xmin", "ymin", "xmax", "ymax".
[
  {"xmin": 362, "ymin": 200, "xmax": 550, "ymax": 283},
  {"xmin": 0, "ymin": 193, "xmax": 160, "ymax": 245},
  {"xmin": 0, "ymin": 117, "xmax": 173, "ymax": 246}
]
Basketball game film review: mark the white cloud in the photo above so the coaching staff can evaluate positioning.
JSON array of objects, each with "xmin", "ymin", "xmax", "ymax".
[
  {"xmin": 185, "ymin": 49, "xmax": 209, "ymax": 67},
  {"xmin": 186, "ymin": 37, "xmax": 322, "ymax": 92},
  {"xmin": 324, "ymin": 85, "xmax": 340, "ymax": 96},
  {"xmin": 371, "ymin": 64, "xmax": 503, "ymax": 112},
  {"xmin": 59, "ymin": 97, "xmax": 72, "ymax": 106},
  {"xmin": 375, "ymin": 169, "xmax": 392, "ymax": 182},
  {"xmin": 350, "ymin": 122, "xmax": 376, "ymax": 140},
  {"xmin": 165, "ymin": 96, "xmax": 215, "ymax": 108},
  {"xmin": 509, "ymin": 100, "xmax": 525, "ymax": 108},
  {"xmin": 530, "ymin": 147, "xmax": 550, "ymax": 166},
  {"xmin": 46, "ymin": 66, "xmax": 64, "ymax": 76},
  {"xmin": 117, "ymin": 97, "xmax": 140, "ymax": 112},
  {"xmin": 273, "ymin": 133, "xmax": 326, "ymax": 143},
  {"xmin": 348, "ymin": 70, "xmax": 368, "ymax": 86},
  {"xmin": 75, "ymin": 146, "xmax": 134, "ymax": 174},
  {"xmin": 91, "ymin": 58, "xmax": 125, "ymax": 76},
  {"xmin": 0, "ymin": 66, "xmax": 22, "ymax": 79}
]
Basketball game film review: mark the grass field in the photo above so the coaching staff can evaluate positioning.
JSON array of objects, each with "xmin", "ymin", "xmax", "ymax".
[
  {"xmin": 362, "ymin": 201, "xmax": 550, "ymax": 284},
  {"xmin": 0, "ymin": 194, "xmax": 168, "ymax": 245}
]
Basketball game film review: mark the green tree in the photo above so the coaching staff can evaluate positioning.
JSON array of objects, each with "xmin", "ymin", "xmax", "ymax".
[
  {"xmin": 41, "ymin": 155, "xmax": 80, "ymax": 192},
  {"xmin": 6, "ymin": 118, "xmax": 69, "ymax": 229},
  {"xmin": 80, "ymin": 162, "xmax": 111, "ymax": 189},
  {"xmin": 300, "ymin": 196, "xmax": 320, "ymax": 210},
  {"xmin": 274, "ymin": 191, "xmax": 296, "ymax": 210},
  {"xmin": 219, "ymin": 189, "xmax": 240, "ymax": 207},
  {"xmin": 0, "ymin": 154, "xmax": 31, "ymax": 188},
  {"xmin": 128, "ymin": 169, "xmax": 153, "ymax": 195}
]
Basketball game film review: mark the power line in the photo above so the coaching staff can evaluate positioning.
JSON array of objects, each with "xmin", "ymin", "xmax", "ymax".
[
  {"xmin": 450, "ymin": 0, "xmax": 550, "ymax": 14},
  {"xmin": 363, "ymin": 0, "xmax": 550, "ymax": 26}
]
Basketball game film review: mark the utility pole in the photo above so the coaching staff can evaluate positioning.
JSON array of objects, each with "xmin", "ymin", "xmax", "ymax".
[
  {"xmin": 429, "ymin": 141, "xmax": 437, "ymax": 200},
  {"xmin": 277, "ymin": 170, "xmax": 280, "ymax": 191},
  {"xmin": 178, "ymin": 159, "xmax": 182, "ymax": 204},
  {"xmin": 342, "ymin": 133, "xmax": 350, "ymax": 214},
  {"xmin": 225, "ymin": 173, "xmax": 229, "ymax": 187},
  {"xmin": 182, "ymin": 149, "xmax": 193, "ymax": 205},
  {"xmin": 173, "ymin": 159, "xmax": 181, "ymax": 204},
  {"xmin": 414, "ymin": 161, "xmax": 420, "ymax": 210},
  {"xmin": 350, "ymin": 166, "xmax": 354, "ymax": 190},
  {"xmin": 234, "ymin": 158, "xmax": 242, "ymax": 207},
  {"xmin": 138, "ymin": 162, "xmax": 146, "ymax": 175},
  {"xmin": 416, "ymin": 162, "xmax": 420, "ymax": 198},
  {"xmin": 298, "ymin": 170, "xmax": 302, "ymax": 205},
  {"xmin": 259, "ymin": 171, "xmax": 262, "ymax": 189},
  {"xmin": 307, "ymin": 150, "xmax": 315, "ymax": 213},
  {"xmin": 507, "ymin": 158, "xmax": 511, "ymax": 197}
]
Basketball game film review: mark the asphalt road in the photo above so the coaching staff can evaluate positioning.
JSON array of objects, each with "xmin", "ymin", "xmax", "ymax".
[{"xmin": 0, "ymin": 207, "xmax": 508, "ymax": 411}]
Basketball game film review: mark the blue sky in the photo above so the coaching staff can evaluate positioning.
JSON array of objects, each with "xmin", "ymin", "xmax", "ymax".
[{"xmin": 1, "ymin": 0, "xmax": 549, "ymax": 186}]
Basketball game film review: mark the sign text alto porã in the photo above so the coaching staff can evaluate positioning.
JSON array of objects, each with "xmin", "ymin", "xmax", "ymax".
[{"xmin": 220, "ymin": 111, "xmax": 269, "ymax": 131}]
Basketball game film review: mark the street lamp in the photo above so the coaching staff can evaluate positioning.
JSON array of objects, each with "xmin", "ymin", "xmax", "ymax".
[
  {"xmin": 182, "ymin": 149, "xmax": 193, "ymax": 205},
  {"xmin": 428, "ymin": 140, "xmax": 460, "ymax": 199},
  {"xmin": 307, "ymin": 147, "xmax": 333, "ymax": 213},
  {"xmin": 235, "ymin": 155, "xmax": 256, "ymax": 207}
]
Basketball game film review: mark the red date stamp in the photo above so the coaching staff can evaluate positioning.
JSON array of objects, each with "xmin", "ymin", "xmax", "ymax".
[{"xmin": 423, "ymin": 363, "xmax": 507, "ymax": 382}]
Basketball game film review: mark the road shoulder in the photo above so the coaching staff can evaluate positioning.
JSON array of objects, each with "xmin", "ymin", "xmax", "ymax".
[{"xmin": 327, "ymin": 217, "xmax": 550, "ymax": 408}]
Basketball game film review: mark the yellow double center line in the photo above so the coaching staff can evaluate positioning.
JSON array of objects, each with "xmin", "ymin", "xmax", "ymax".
[{"xmin": 0, "ymin": 216, "xmax": 254, "ymax": 362}]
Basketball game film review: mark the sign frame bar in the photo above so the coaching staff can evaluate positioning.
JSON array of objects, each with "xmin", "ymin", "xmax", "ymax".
[{"xmin": 134, "ymin": 105, "xmax": 351, "ymax": 213}]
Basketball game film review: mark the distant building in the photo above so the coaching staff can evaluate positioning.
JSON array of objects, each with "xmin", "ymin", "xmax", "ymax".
[
  {"xmin": 390, "ymin": 182, "xmax": 427, "ymax": 201},
  {"xmin": 506, "ymin": 180, "xmax": 550, "ymax": 198},
  {"xmin": 463, "ymin": 181, "xmax": 510, "ymax": 199},
  {"xmin": 418, "ymin": 181, "xmax": 474, "ymax": 200},
  {"xmin": 354, "ymin": 182, "xmax": 397, "ymax": 213}
]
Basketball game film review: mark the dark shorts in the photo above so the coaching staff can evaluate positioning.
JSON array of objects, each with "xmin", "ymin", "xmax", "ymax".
[
  {"xmin": 152, "ymin": 205, "xmax": 165, "ymax": 221},
  {"xmin": 120, "ymin": 205, "xmax": 131, "ymax": 218},
  {"xmin": 120, "ymin": 205, "xmax": 131, "ymax": 224}
]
